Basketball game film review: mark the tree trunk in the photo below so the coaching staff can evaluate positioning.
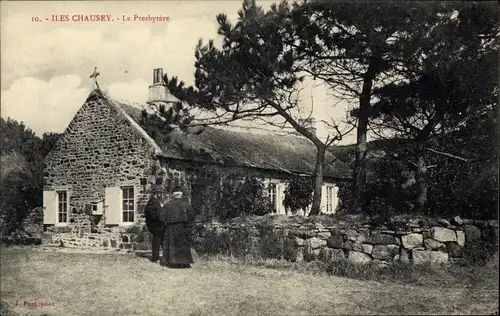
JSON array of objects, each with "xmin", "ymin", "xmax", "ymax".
[
  {"xmin": 413, "ymin": 154, "xmax": 428, "ymax": 215},
  {"xmin": 352, "ymin": 69, "xmax": 374, "ymax": 213},
  {"xmin": 309, "ymin": 145, "xmax": 326, "ymax": 216}
]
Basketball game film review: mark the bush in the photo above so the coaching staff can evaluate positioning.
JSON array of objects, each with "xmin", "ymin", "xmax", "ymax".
[
  {"xmin": 229, "ymin": 230, "xmax": 251, "ymax": 258},
  {"xmin": 462, "ymin": 240, "xmax": 498, "ymax": 266},
  {"xmin": 338, "ymin": 122, "xmax": 498, "ymax": 220},
  {"xmin": 336, "ymin": 182, "xmax": 354, "ymax": 214},
  {"xmin": 198, "ymin": 230, "xmax": 231, "ymax": 256},
  {"xmin": 338, "ymin": 155, "xmax": 415, "ymax": 217},
  {"xmin": 217, "ymin": 176, "xmax": 274, "ymax": 220},
  {"xmin": 261, "ymin": 234, "xmax": 283, "ymax": 260},
  {"xmin": 0, "ymin": 229, "xmax": 41, "ymax": 246},
  {"xmin": 188, "ymin": 163, "xmax": 274, "ymax": 220},
  {"xmin": 0, "ymin": 118, "xmax": 60, "ymax": 236},
  {"xmin": 283, "ymin": 176, "xmax": 314, "ymax": 215}
]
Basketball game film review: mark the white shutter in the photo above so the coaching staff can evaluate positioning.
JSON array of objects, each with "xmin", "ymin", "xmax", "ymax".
[
  {"xmin": 276, "ymin": 183, "xmax": 286, "ymax": 215},
  {"xmin": 320, "ymin": 185, "xmax": 327, "ymax": 213},
  {"xmin": 332, "ymin": 185, "xmax": 338, "ymax": 214},
  {"xmin": 43, "ymin": 190, "xmax": 57, "ymax": 224},
  {"xmin": 104, "ymin": 186, "xmax": 122, "ymax": 225}
]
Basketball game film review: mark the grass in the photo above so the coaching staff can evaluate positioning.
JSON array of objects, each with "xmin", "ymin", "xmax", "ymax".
[
  {"xmin": 1, "ymin": 246, "xmax": 498, "ymax": 316},
  {"xmin": 197, "ymin": 251, "xmax": 499, "ymax": 289}
]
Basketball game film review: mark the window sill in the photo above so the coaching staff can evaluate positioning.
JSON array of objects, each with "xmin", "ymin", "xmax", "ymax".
[
  {"xmin": 55, "ymin": 223, "xmax": 69, "ymax": 227},
  {"xmin": 119, "ymin": 222, "xmax": 135, "ymax": 227}
]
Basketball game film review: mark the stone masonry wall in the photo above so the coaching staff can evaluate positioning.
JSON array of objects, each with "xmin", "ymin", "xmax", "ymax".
[
  {"xmin": 42, "ymin": 212, "xmax": 498, "ymax": 265},
  {"xmin": 192, "ymin": 215, "xmax": 499, "ymax": 266},
  {"xmin": 44, "ymin": 92, "xmax": 158, "ymax": 236}
]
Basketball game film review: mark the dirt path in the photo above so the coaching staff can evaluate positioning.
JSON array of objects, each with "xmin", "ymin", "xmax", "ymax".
[{"xmin": 1, "ymin": 246, "xmax": 498, "ymax": 316}]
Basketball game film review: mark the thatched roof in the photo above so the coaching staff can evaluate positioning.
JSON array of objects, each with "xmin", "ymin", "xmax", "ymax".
[{"xmin": 99, "ymin": 90, "xmax": 351, "ymax": 180}]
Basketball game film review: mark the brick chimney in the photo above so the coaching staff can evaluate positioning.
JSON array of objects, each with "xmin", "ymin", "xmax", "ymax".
[{"xmin": 148, "ymin": 68, "xmax": 174, "ymax": 110}]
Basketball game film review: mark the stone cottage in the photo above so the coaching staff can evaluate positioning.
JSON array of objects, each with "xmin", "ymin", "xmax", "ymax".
[{"xmin": 42, "ymin": 68, "xmax": 351, "ymax": 248}]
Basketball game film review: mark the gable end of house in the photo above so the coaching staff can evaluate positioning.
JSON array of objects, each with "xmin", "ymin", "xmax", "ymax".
[{"xmin": 43, "ymin": 89, "xmax": 160, "ymax": 228}]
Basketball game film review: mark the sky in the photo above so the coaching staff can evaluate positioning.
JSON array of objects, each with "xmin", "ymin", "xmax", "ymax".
[{"xmin": 1, "ymin": 0, "xmax": 358, "ymax": 145}]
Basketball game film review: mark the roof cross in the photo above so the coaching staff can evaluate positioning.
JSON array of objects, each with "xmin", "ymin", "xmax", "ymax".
[{"xmin": 89, "ymin": 66, "xmax": 100, "ymax": 89}]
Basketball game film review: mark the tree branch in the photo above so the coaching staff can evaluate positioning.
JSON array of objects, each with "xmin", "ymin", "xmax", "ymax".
[{"xmin": 426, "ymin": 147, "xmax": 469, "ymax": 162}]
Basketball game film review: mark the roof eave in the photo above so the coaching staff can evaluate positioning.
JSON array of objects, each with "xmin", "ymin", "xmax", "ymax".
[{"xmin": 156, "ymin": 152, "xmax": 351, "ymax": 180}]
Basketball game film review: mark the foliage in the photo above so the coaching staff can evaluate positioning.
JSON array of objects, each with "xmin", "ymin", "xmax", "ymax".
[
  {"xmin": 425, "ymin": 113, "xmax": 498, "ymax": 219},
  {"xmin": 337, "ymin": 115, "xmax": 498, "ymax": 219},
  {"xmin": 186, "ymin": 162, "xmax": 274, "ymax": 220},
  {"xmin": 0, "ymin": 229, "xmax": 42, "ymax": 246},
  {"xmin": 283, "ymin": 176, "xmax": 314, "ymax": 214},
  {"xmin": 162, "ymin": 0, "xmax": 346, "ymax": 216},
  {"xmin": 140, "ymin": 102, "xmax": 193, "ymax": 137},
  {"xmin": 0, "ymin": 117, "xmax": 60, "ymax": 236},
  {"xmin": 462, "ymin": 240, "xmax": 498, "ymax": 266},
  {"xmin": 337, "ymin": 153, "xmax": 414, "ymax": 218},
  {"xmin": 217, "ymin": 176, "xmax": 274, "ymax": 219},
  {"xmin": 368, "ymin": 2, "xmax": 499, "ymax": 212},
  {"xmin": 363, "ymin": 157, "xmax": 416, "ymax": 217},
  {"xmin": 288, "ymin": 1, "xmax": 452, "ymax": 213}
]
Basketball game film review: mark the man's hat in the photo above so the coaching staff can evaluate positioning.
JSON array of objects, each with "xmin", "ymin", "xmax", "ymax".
[
  {"xmin": 152, "ymin": 184, "xmax": 164, "ymax": 193},
  {"xmin": 172, "ymin": 186, "xmax": 184, "ymax": 193}
]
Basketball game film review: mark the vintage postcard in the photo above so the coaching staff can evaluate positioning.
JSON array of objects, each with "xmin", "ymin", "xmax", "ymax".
[{"xmin": 1, "ymin": 1, "xmax": 498, "ymax": 315}]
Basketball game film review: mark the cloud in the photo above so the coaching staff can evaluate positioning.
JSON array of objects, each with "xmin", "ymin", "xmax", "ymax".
[
  {"xmin": 0, "ymin": 1, "xmax": 358, "ymax": 144},
  {"xmin": 1, "ymin": 10, "xmax": 232, "ymax": 91},
  {"xmin": 1, "ymin": 75, "xmax": 89, "ymax": 135},
  {"xmin": 107, "ymin": 78, "xmax": 149, "ymax": 104}
]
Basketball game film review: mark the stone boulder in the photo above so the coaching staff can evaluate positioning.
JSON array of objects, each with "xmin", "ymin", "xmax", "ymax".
[
  {"xmin": 424, "ymin": 238, "xmax": 446, "ymax": 251},
  {"xmin": 451, "ymin": 216, "xmax": 464, "ymax": 226},
  {"xmin": 456, "ymin": 231, "xmax": 465, "ymax": 247},
  {"xmin": 401, "ymin": 233, "xmax": 423, "ymax": 249},
  {"xmin": 306, "ymin": 237, "xmax": 327, "ymax": 249},
  {"xmin": 464, "ymin": 225, "xmax": 482, "ymax": 242},
  {"xmin": 291, "ymin": 228, "xmax": 314, "ymax": 239},
  {"xmin": 372, "ymin": 244, "xmax": 399, "ymax": 261},
  {"xmin": 438, "ymin": 219, "xmax": 451, "ymax": 227},
  {"xmin": 317, "ymin": 231, "xmax": 331, "ymax": 239},
  {"xmin": 295, "ymin": 237, "xmax": 305, "ymax": 247},
  {"xmin": 361, "ymin": 243, "xmax": 373, "ymax": 255},
  {"xmin": 412, "ymin": 249, "xmax": 449, "ymax": 266},
  {"xmin": 345, "ymin": 229, "xmax": 368, "ymax": 243},
  {"xmin": 326, "ymin": 234, "xmax": 344, "ymax": 249},
  {"xmin": 431, "ymin": 227, "xmax": 457, "ymax": 243},
  {"xmin": 352, "ymin": 243, "xmax": 363, "ymax": 252},
  {"xmin": 347, "ymin": 251, "xmax": 372, "ymax": 264},
  {"xmin": 366, "ymin": 232, "xmax": 398, "ymax": 245},
  {"xmin": 342, "ymin": 240, "xmax": 353, "ymax": 251}
]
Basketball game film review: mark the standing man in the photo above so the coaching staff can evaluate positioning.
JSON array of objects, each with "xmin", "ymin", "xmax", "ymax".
[
  {"xmin": 144, "ymin": 185, "xmax": 166, "ymax": 263},
  {"xmin": 159, "ymin": 186, "xmax": 197, "ymax": 268}
]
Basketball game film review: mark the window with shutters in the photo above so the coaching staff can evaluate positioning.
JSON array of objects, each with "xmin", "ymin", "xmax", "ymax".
[
  {"xmin": 266, "ymin": 182, "xmax": 277, "ymax": 213},
  {"xmin": 57, "ymin": 191, "xmax": 68, "ymax": 224},
  {"xmin": 326, "ymin": 185, "xmax": 335, "ymax": 213},
  {"xmin": 172, "ymin": 170, "xmax": 181, "ymax": 187},
  {"xmin": 122, "ymin": 186, "xmax": 135, "ymax": 223}
]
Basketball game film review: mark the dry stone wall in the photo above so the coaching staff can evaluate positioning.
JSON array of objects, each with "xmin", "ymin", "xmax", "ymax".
[
  {"xmin": 42, "ymin": 212, "xmax": 498, "ymax": 265},
  {"xmin": 44, "ymin": 224, "xmax": 152, "ymax": 250},
  {"xmin": 192, "ymin": 215, "xmax": 499, "ymax": 266}
]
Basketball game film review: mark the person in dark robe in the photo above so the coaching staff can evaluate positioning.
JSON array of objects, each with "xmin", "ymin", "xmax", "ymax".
[
  {"xmin": 159, "ymin": 186, "xmax": 197, "ymax": 268},
  {"xmin": 144, "ymin": 185, "xmax": 166, "ymax": 263}
]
